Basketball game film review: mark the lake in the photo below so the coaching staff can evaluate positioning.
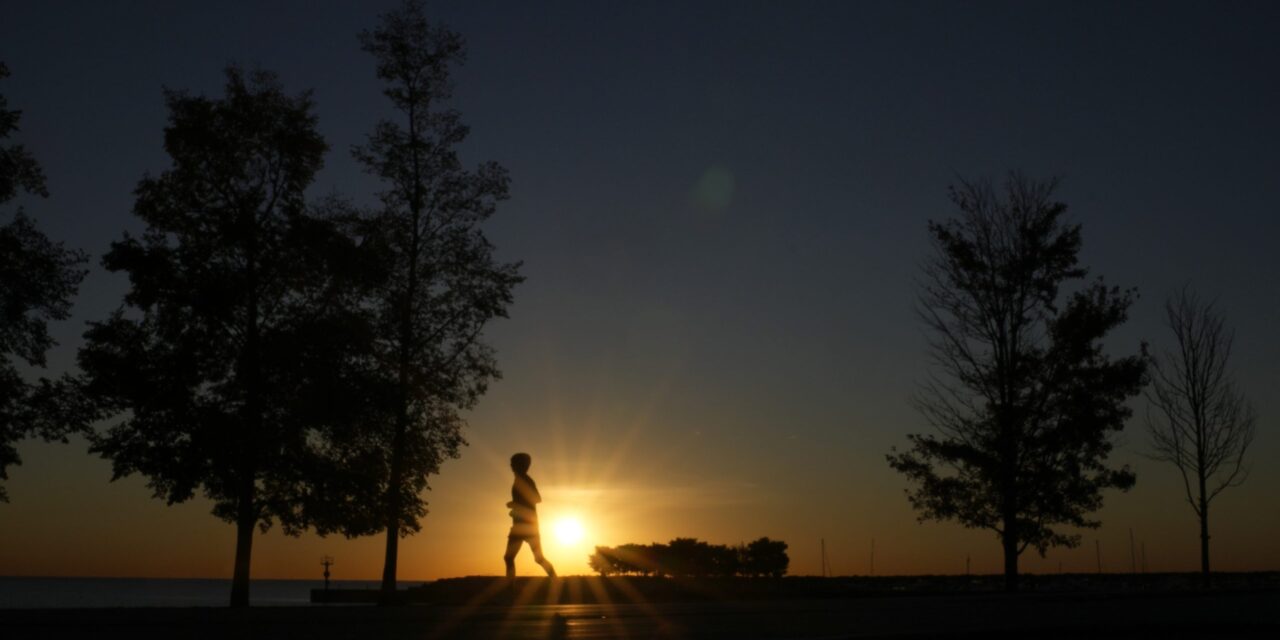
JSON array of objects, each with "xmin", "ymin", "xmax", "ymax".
[{"xmin": 0, "ymin": 577, "xmax": 387, "ymax": 608}]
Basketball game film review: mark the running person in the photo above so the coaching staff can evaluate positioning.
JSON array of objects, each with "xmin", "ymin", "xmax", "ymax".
[{"xmin": 503, "ymin": 452, "xmax": 556, "ymax": 579}]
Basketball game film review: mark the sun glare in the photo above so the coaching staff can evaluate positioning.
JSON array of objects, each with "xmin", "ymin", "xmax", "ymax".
[{"xmin": 551, "ymin": 516, "xmax": 586, "ymax": 546}]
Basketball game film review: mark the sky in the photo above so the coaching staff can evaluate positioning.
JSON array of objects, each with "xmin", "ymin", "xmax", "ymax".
[{"xmin": 1, "ymin": 0, "xmax": 1278, "ymax": 581}]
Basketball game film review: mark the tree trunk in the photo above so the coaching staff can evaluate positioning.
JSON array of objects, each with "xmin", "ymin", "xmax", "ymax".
[
  {"xmin": 1002, "ymin": 522, "xmax": 1019, "ymax": 593},
  {"xmin": 379, "ymin": 422, "xmax": 406, "ymax": 603},
  {"xmin": 378, "ymin": 87, "xmax": 422, "ymax": 606},
  {"xmin": 231, "ymin": 210, "xmax": 261, "ymax": 609},
  {"xmin": 380, "ymin": 517, "xmax": 399, "ymax": 602},
  {"xmin": 1000, "ymin": 433, "xmax": 1019, "ymax": 593},
  {"xmin": 1199, "ymin": 496, "xmax": 1211, "ymax": 589},
  {"xmin": 229, "ymin": 487, "xmax": 256, "ymax": 608}
]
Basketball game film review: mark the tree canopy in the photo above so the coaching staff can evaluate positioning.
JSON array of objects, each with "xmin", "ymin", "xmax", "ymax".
[
  {"xmin": 588, "ymin": 538, "xmax": 790, "ymax": 578},
  {"xmin": 76, "ymin": 67, "xmax": 340, "ymax": 606},
  {"xmin": 0, "ymin": 61, "xmax": 87, "ymax": 502}
]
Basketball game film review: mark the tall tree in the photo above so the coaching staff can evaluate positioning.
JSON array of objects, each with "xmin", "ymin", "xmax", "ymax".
[
  {"xmin": 344, "ymin": 0, "xmax": 522, "ymax": 597},
  {"xmin": 887, "ymin": 173, "xmax": 1146, "ymax": 592},
  {"xmin": 0, "ymin": 61, "xmax": 87, "ymax": 502},
  {"xmin": 77, "ymin": 67, "xmax": 332, "ymax": 607},
  {"xmin": 1147, "ymin": 287, "xmax": 1255, "ymax": 589}
]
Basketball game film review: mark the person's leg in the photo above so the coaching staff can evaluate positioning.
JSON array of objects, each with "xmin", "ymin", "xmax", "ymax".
[
  {"xmin": 503, "ymin": 536, "xmax": 523, "ymax": 580},
  {"xmin": 528, "ymin": 535, "xmax": 556, "ymax": 577}
]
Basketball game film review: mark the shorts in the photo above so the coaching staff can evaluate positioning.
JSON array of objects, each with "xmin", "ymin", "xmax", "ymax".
[{"xmin": 508, "ymin": 521, "xmax": 540, "ymax": 541}]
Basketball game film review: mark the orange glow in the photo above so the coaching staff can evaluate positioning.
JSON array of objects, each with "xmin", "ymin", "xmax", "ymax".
[
  {"xmin": 5, "ymin": 410, "xmax": 1280, "ymax": 580},
  {"xmin": 550, "ymin": 515, "xmax": 586, "ymax": 546}
]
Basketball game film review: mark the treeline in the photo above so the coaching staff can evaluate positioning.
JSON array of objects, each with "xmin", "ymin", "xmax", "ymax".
[{"xmin": 588, "ymin": 537, "xmax": 789, "ymax": 578}]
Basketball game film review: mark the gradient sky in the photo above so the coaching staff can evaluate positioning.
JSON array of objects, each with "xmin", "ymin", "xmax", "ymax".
[{"xmin": 1, "ymin": 0, "xmax": 1278, "ymax": 581}]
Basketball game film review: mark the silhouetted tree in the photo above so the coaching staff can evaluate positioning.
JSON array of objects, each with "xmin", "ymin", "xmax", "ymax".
[
  {"xmin": 341, "ymin": 0, "xmax": 522, "ymax": 598},
  {"xmin": 0, "ymin": 63, "xmax": 46, "ymax": 204},
  {"xmin": 1147, "ymin": 287, "xmax": 1255, "ymax": 589},
  {"xmin": 0, "ymin": 61, "xmax": 87, "ymax": 502},
  {"xmin": 708, "ymin": 542, "xmax": 741, "ymax": 577},
  {"xmin": 615, "ymin": 543, "xmax": 658, "ymax": 575},
  {"xmin": 588, "ymin": 546, "xmax": 621, "ymax": 576},
  {"xmin": 588, "ymin": 538, "xmax": 782, "ymax": 578},
  {"xmin": 887, "ymin": 173, "xmax": 1146, "ymax": 592},
  {"xmin": 665, "ymin": 538, "xmax": 715, "ymax": 576},
  {"xmin": 742, "ymin": 538, "xmax": 789, "ymax": 577},
  {"xmin": 76, "ymin": 67, "xmax": 333, "ymax": 607}
]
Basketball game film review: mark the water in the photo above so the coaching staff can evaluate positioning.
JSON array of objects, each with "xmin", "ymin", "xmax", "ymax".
[{"xmin": 0, "ymin": 577, "xmax": 384, "ymax": 608}]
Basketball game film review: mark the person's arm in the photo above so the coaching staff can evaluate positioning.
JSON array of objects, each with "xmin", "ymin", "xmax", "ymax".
[{"xmin": 528, "ymin": 477, "xmax": 542, "ymax": 504}]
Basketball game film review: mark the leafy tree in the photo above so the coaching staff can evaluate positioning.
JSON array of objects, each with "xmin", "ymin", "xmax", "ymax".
[
  {"xmin": 741, "ymin": 538, "xmax": 789, "ymax": 578},
  {"xmin": 588, "ymin": 538, "xmax": 779, "ymax": 578},
  {"xmin": 1147, "ymin": 287, "xmax": 1255, "ymax": 588},
  {"xmin": 887, "ymin": 173, "xmax": 1146, "ymax": 592},
  {"xmin": 664, "ymin": 538, "xmax": 715, "ymax": 577},
  {"xmin": 334, "ymin": 0, "xmax": 523, "ymax": 597},
  {"xmin": 76, "ymin": 67, "xmax": 335, "ymax": 607},
  {"xmin": 0, "ymin": 61, "xmax": 87, "ymax": 502},
  {"xmin": 588, "ymin": 546, "xmax": 622, "ymax": 576},
  {"xmin": 0, "ymin": 64, "xmax": 46, "ymax": 202},
  {"xmin": 708, "ymin": 542, "xmax": 741, "ymax": 577},
  {"xmin": 613, "ymin": 543, "xmax": 658, "ymax": 575}
]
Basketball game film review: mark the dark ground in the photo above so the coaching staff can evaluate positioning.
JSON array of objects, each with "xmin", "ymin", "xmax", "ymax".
[
  {"xmin": 390, "ymin": 572, "xmax": 1280, "ymax": 604},
  {"xmin": 4, "ymin": 587, "xmax": 1279, "ymax": 639}
]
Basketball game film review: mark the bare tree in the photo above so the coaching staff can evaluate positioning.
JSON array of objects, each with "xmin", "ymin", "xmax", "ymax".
[{"xmin": 1147, "ymin": 287, "xmax": 1255, "ymax": 588}]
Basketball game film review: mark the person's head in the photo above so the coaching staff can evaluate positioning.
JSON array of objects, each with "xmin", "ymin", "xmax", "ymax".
[{"xmin": 510, "ymin": 452, "xmax": 532, "ymax": 475}]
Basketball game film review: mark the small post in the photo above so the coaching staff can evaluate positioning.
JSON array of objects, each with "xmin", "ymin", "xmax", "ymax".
[
  {"xmin": 820, "ymin": 538, "xmax": 828, "ymax": 578},
  {"xmin": 1095, "ymin": 540, "xmax": 1102, "ymax": 575},
  {"xmin": 321, "ymin": 555, "xmax": 334, "ymax": 591},
  {"xmin": 965, "ymin": 553, "xmax": 971, "ymax": 577}
]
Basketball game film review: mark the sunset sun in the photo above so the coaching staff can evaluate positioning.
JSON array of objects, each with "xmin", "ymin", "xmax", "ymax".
[{"xmin": 550, "ymin": 515, "xmax": 586, "ymax": 547}]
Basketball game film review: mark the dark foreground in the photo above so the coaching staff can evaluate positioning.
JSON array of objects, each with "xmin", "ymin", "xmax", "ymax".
[{"xmin": 4, "ymin": 590, "xmax": 1278, "ymax": 639}]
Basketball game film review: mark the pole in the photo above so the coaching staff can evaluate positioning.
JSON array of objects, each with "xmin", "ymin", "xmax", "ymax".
[
  {"xmin": 821, "ymin": 538, "xmax": 827, "ymax": 578},
  {"xmin": 321, "ymin": 556, "xmax": 334, "ymax": 591},
  {"xmin": 1095, "ymin": 540, "xmax": 1102, "ymax": 575}
]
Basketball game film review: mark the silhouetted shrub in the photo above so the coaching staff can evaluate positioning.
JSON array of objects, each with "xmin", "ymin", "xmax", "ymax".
[
  {"xmin": 589, "ymin": 537, "xmax": 786, "ymax": 578},
  {"xmin": 742, "ymin": 537, "xmax": 789, "ymax": 578}
]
